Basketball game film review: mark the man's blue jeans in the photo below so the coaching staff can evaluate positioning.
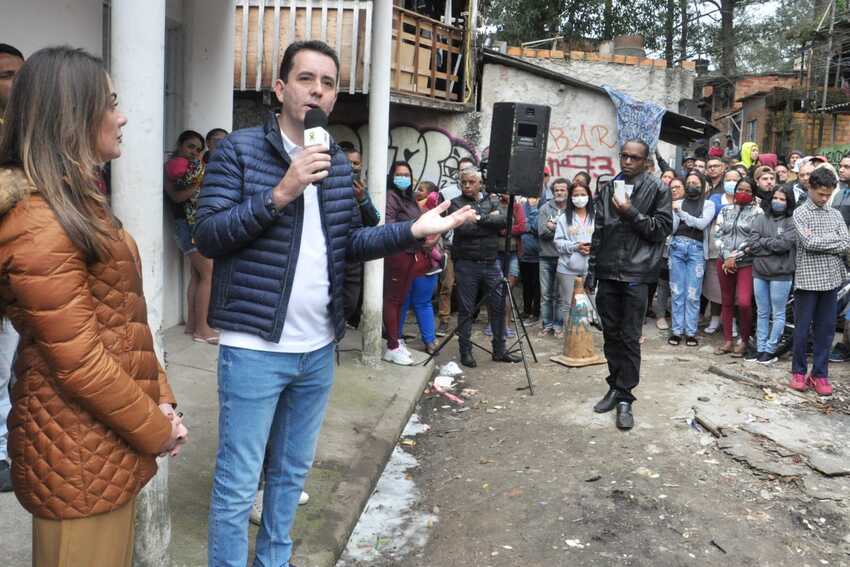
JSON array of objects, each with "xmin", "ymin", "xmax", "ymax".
[
  {"xmin": 668, "ymin": 236, "xmax": 705, "ymax": 338},
  {"xmin": 539, "ymin": 257, "xmax": 562, "ymax": 330},
  {"xmin": 753, "ymin": 277, "xmax": 793, "ymax": 354},
  {"xmin": 208, "ymin": 342, "xmax": 335, "ymax": 567}
]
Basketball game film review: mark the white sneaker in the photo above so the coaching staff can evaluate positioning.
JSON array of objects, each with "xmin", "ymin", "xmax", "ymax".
[
  {"xmin": 383, "ymin": 346, "xmax": 413, "ymax": 365},
  {"xmin": 398, "ymin": 339, "xmax": 412, "ymax": 357},
  {"xmin": 249, "ymin": 489, "xmax": 309, "ymax": 526},
  {"xmin": 732, "ymin": 320, "xmax": 739, "ymax": 339},
  {"xmin": 704, "ymin": 320, "xmax": 720, "ymax": 334}
]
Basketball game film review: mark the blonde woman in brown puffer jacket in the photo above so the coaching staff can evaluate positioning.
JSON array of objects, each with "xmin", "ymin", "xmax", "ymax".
[{"xmin": 0, "ymin": 47, "xmax": 187, "ymax": 567}]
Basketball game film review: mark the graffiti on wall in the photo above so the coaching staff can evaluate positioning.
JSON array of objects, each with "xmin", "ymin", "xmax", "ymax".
[
  {"xmin": 546, "ymin": 123, "xmax": 618, "ymax": 181},
  {"xmin": 327, "ymin": 120, "xmax": 620, "ymax": 191},
  {"xmin": 328, "ymin": 123, "xmax": 478, "ymax": 191}
]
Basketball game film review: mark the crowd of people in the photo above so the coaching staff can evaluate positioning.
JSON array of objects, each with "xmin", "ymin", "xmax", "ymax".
[
  {"xmin": 369, "ymin": 138, "xmax": 850, "ymax": 427},
  {"xmin": 0, "ymin": 35, "xmax": 849, "ymax": 567}
]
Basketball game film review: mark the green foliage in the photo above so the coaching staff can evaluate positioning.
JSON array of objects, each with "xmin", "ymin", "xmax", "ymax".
[
  {"xmin": 735, "ymin": 0, "xmax": 816, "ymax": 72},
  {"xmin": 481, "ymin": 0, "xmax": 817, "ymax": 74},
  {"xmin": 479, "ymin": 0, "xmax": 670, "ymax": 50}
]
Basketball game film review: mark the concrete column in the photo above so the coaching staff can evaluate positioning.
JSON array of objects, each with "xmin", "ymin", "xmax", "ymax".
[
  {"xmin": 361, "ymin": 0, "xmax": 393, "ymax": 365},
  {"xmin": 110, "ymin": 2, "xmax": 170, "ymax": 566}
]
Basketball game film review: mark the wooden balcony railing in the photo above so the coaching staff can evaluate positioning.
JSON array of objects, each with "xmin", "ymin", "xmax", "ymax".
[
  {"xmin": 234, "ymin": 1, "xmax": 471, "ymax": 106},
  {"xmin": 235, "ymin": 0, "xmax": 372, "ymax": 94},
  {"xmin": 391, "ymin": 7, "xmax": 466, "ymax": 103}
]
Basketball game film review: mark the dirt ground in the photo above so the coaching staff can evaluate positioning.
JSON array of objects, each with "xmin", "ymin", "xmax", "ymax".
[{"xmin": 343, "ymin": 316, "xmax": 850, "ymax": 567}]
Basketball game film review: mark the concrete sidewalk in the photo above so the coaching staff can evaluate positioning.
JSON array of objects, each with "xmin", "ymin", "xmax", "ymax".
[{"xmin": 0, "ymin": 325, "xmax": 434, "ymax": 567}]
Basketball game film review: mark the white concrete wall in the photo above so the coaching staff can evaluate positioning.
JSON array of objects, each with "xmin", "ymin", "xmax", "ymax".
[
  {"xmin": 520, "ymin": 58, "xmax": 696, "ymax": 172},
  {"xmin": 183, "ymin": 0, "xmax": 234, "ymax": 139},
  {"xmin": 160, "ymin": 0, "xmax": 234, "ymax": 330},
  {"xmin": 1, "ymin": 0, "xmax": 103, "ymax": 57},
  {"xmin": 477, "ymin": 63, "xmax": 622, "ymax": 185},
  {"xmin": 526, "ymin": 58, "xmax": 695, "ymax": 113}
]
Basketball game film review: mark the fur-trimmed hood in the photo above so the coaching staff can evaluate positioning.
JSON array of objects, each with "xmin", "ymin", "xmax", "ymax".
[{"xmin": 0, "ymin": 167, "xmax": 37, "ymax": 216}]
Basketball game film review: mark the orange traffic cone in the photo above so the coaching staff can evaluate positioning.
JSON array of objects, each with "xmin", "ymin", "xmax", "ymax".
[{"xmin": 551, "ymin": 276, "xmax": 606, "ymax": 368}]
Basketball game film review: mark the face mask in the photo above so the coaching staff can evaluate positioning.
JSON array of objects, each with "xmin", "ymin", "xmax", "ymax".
[
  {"xmin": 734, "ymin": 192, "xmax": 753, "ymax": 205},
  {"xmin": 724, "ymin": 181, "xmax": 736, "ymax": 195},
  {"xmin": 685, "ymin": 185, "xmax": 702, "ymax": 198},
  {"xmin": 771, "ymin": 200, "xmax": 787, "ymax": 214},
  {"xmin": 393, "ymin": 176, "xmax": 412, "ymax": 190},
  {"xmin": 572, "ymin": 195, "xmax": 589, "ymax": 208}
]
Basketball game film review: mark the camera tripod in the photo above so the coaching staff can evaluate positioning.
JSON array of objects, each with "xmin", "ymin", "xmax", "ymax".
[{"xmin": 422, "ymin": 193, "xmax": 537, "ymax": 394}]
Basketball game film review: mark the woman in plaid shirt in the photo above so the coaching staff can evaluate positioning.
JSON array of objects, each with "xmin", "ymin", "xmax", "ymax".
[{"xmin": 791, "ymin": 167, "xmax": 850, "ymax": 395}]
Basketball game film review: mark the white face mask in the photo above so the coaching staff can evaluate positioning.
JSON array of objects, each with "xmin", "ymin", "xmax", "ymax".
[{"xmin": 572, "ymin": 195, "xmax": 589, "ymax": 208}]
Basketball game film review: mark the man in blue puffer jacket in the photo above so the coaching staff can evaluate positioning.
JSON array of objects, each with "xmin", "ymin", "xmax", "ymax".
[{"xmin": 195, "ymin": 40, "xmax": 474, "ymax": 567}]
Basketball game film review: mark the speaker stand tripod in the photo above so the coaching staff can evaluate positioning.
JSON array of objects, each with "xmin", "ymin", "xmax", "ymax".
[{"xmin": 421, "ymin": 194, "xmax": 537, "ymax": 394}]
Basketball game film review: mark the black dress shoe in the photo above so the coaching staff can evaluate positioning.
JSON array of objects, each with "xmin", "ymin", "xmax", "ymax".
[
  {"xmin": 616, "ymin": 402, "xmax": 634, "ymax": 430},
  {"xmin": 460, "ymin": 351, "xmax": 477, "ymax": 368},
  {"xmin": 593, "ymin": 389, "xmax": 618, "ymax": 413},
  {"xmin": 492, "ymin": 351, "xmax": 521, "ymax": 363}
]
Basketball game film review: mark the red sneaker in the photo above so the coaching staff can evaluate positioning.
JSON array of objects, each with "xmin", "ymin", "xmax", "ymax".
[
  {"xmin": 808, "ymin": 376, "xmax": 833, "ymax": 396},
  {"xmin": 788, "ymin": 373, "xmax": 808, "ymax": 391}
]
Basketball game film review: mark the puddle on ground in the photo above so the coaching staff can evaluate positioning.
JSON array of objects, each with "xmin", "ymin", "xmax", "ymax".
[{"xmin": 336, "ymin": 414, "xmax": 437, "ymax": 565}]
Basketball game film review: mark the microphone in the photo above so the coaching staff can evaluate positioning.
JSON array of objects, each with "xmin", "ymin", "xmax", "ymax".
[{"xmin": 304, "ymin": 107, "xmax": 330, "ymax": 151}]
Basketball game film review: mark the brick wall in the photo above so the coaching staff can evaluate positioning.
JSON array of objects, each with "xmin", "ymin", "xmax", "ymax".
[
  {"xmin": 762, "ymin": 111, "xmax": 850, "ymax": 156},
  {"xmin": 734, "ymin": 75, "xmax": 798, "ymax": 105}
]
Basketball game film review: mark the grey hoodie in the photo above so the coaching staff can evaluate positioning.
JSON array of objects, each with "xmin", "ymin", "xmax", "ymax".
[
  {"xmin": 747, "ymin": 214, "xmax": 796, "ymax": 280},
  {"xmin": 554, "ymin": 211, "xmax": 594, "ymax": 275}
]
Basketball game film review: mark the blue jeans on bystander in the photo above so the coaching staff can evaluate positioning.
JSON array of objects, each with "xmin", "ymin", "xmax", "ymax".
[
  {"xmin": 539, "ymin": 257, "xmax": 563, "ymax": 331},
  {"xmin": 668, "ymin": 236, "xmax": 705, "ymax": 338},
  {"xmin": 208, "ymin": 342, "xmax": 335, "ymax": 567},
  {"xmin": 399, "ymin": 274, "xmax": 439, "ymax": 345},
  {"xmin": 753, "ymin": 277, "xmax": 792, "ymax": 354}
]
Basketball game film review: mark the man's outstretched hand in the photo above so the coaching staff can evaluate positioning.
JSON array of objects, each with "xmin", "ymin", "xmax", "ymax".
[{"xmin": 411, "ymin": 200, "xmax": 477, "ymax": 239}]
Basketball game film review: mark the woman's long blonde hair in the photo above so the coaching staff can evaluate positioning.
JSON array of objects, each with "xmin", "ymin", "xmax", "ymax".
[{"xmin": 0, "ymin": 46, "xmax": 120, "ymax": 262}]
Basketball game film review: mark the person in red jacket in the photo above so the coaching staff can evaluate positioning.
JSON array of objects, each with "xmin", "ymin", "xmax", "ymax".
[{"xmin": 382, "ymin": 161, "xmax": 433, "ymax": 365}]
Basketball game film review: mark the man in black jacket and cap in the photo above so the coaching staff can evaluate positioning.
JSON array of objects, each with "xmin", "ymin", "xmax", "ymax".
[{"xmin": 586, "ymin": 139, "xmax": 673, "ymax": 430}]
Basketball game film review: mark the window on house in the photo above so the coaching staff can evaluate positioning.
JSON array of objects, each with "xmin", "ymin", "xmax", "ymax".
[{"xmin": 747, "ymin": 120, "xmax": 757, "ymax": 142}]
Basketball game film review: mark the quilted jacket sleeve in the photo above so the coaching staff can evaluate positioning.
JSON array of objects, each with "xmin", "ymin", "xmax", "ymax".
[
  {"xmin": 346, "ymin": 221, "xmax": 421, "ymax": 263},
  {"xmin": 4, "ymin": 206, "xmax": 172, "ymax": 456},
  {"xmin": 157, "ymin": 364, "xmax": 176, "ymax": 407},
  {"xmin": 194, "ymin": 136, "xmax": 280, "ymax": 258}
]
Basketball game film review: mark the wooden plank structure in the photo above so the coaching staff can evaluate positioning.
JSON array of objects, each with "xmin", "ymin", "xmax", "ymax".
[{"xmin": 234, "ymin": 0, "xmax": 467, "ymax": 104}]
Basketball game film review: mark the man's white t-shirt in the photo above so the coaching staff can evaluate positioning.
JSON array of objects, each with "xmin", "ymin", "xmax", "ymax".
[{"xmin": 219, "ymin": 131, "xmax": 335, "ymax": 353}]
